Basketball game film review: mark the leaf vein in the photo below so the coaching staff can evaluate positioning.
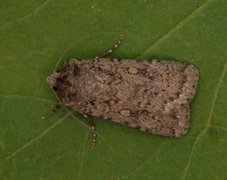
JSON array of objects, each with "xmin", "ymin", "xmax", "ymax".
[
  {"xmin": 137, "ymin": 0, "xmax": 213, "ymax": 58},
  {"xmin": 182, "ymin": 62, "xmax": 227, "ymax": 180},
  {"xmin": 0, "ymin": 94, "xmax": 54, "ymax": 103},
  {"xmin": 214, "ymin": 126, "xmax": 227, "ymax": 132},
  {"xmin": 77, "ymin": 132, "xmax": 89, "ymax": 180},
  {"xmin": 0, "ymin": 113, "xmax": 70, "ymax": 164},
  {"xmin": 0, "ymin": 0, "xmax": 49, "ymax": 31}
]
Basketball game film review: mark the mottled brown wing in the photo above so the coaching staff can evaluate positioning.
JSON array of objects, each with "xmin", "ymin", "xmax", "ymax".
[{"xmin": 47, "ymin": 58, "xmax": 198, "ymax": 137}]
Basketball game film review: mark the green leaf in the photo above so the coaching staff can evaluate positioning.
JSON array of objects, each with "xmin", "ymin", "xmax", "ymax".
[{"xmin": 0, "ymin": 0, "xmax": 227, "ymax": 179}]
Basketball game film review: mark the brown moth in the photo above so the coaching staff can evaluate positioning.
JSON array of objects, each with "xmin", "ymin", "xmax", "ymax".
[{"xmin": 47, "ymin": 58, "xmax": 198, "ymax": 137}]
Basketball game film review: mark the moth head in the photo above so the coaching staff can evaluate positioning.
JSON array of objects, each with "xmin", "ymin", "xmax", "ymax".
[
  {"xmin": 47, "ymin": 70, "xmax": 69, "ymax": 93},
  {"xmin": 47, "ymin": 71, "xmax": 58, "ymax": 89}
]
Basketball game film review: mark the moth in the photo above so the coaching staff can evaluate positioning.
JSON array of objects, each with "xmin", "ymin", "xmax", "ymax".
[{"xmin": 46, "ymin": 34, "xmax": 199, "ymax": 142}]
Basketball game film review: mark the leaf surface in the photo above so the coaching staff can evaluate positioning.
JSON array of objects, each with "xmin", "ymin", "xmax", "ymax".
[{"xmin": 0, "ymin": 0, "xmax": 227, "ymax": 179}]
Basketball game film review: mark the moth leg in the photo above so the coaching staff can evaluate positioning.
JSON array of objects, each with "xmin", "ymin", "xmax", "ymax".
[
  {"xmin": 87, "ymin": 118, "xmax": 97, "ymax": 149},
  {"xmin": 94, "ymin": 32, "xmax": 125, "ymax": 59},
  {"xmin": 41, "ymin": 103, "xmax": 61, "ymax": 120}
]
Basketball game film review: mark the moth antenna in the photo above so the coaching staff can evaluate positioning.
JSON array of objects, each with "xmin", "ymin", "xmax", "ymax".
[
  {"xmin": 54, "ymin": 34, "xmax": 89, "ymax": 71},
  {"xmin": 87, "ymin": 117, "xmax": 97, "ymax": 149},
  {"xmin": 95, "ymin": 32, "xmax": 125, "ymax": 59},
  {"xmin": 41, "ymin": 103, "xmax": 61, "ymax": 120},
  {"xmin": 90, "ymin": 124, "xmax": 97, "ymax": 149}
]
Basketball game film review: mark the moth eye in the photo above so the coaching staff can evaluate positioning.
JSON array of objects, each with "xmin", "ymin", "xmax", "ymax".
[{"xmin": 53, "ymin": 86, "xmax": 58, "ymax": 91}]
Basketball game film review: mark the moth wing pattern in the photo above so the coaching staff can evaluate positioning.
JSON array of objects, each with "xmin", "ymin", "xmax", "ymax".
[{"xmin": 47, "ymin": 58, "xmax": 198, "ymax": 137}]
